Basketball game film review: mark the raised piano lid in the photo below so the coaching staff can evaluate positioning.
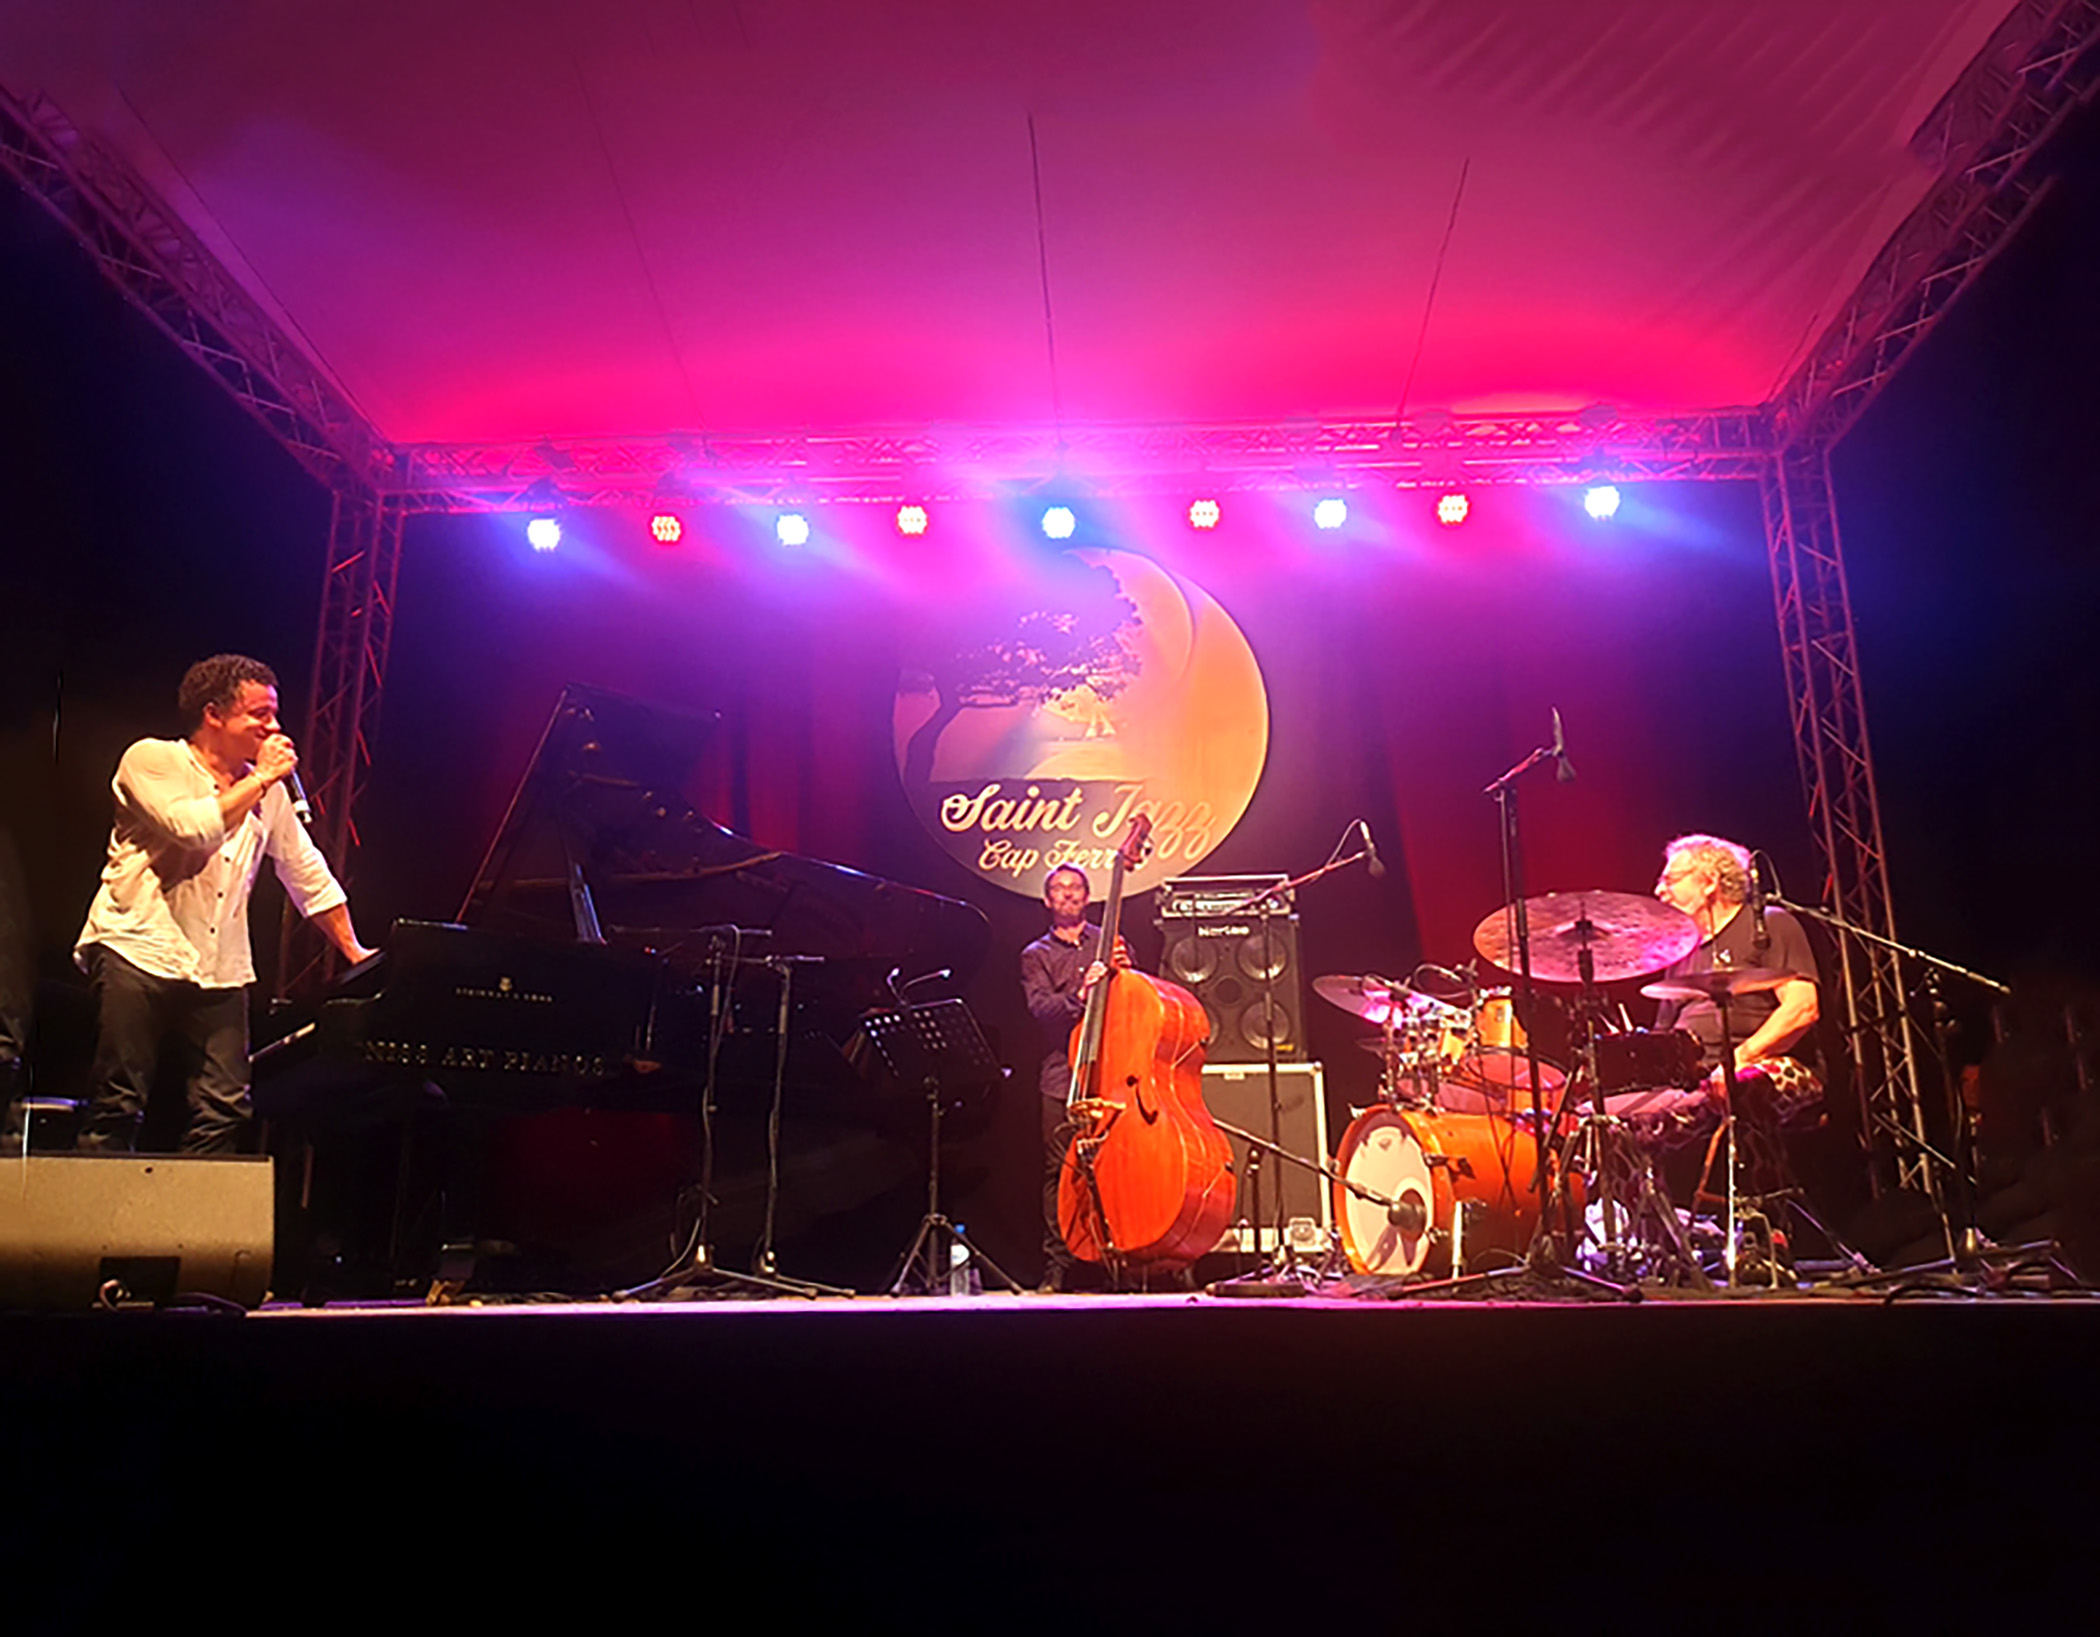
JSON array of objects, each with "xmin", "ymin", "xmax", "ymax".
[{"xmin": 457, "ymin": 684, "xmax": 988, "ymax": 1010}]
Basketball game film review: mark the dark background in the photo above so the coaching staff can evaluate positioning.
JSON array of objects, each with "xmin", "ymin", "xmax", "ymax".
[{"xmin": 5, "ymin": 98, "xmax": 2097, "ymax": 1286}]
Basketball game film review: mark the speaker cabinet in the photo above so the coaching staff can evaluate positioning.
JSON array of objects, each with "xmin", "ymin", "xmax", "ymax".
[
  {"xmin": 0, "ymin": 1154, "xmax": 274, "ymax": 1309},
  {"xmin": 1200, "ymin": 1061, "xmax": 1330, "ymax": 1253},
  {"xmin": 1161, "ymin": 916, "xmax": 1306, "ymax": 1063}
]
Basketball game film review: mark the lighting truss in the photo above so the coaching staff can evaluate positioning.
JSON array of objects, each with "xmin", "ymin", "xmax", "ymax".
[
  {"xmin": 1773, "ymin": 0, "xmax": 2100, "ymax": 450},
  {"xmin": 276, "ymin": 488, "xmax": 408, "ymax": 997},
  {"xmin": 1762, "ymin": 448, "xmax": 1934, "ymax": 1200},
  {"xmin": 0, "ymin": 87, "xmax": 386, "ymax": 492},
  {"xmin": 393, "ymin": 407, "xmax": 1772, "ymax": 511}
]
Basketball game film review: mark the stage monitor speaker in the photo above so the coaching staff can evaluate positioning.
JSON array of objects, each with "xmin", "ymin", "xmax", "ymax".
[
  {"xmin": 1201, "ymin": 1061, "xmax": 1329, "ymax": 1254},
  {"xmin": 0, "ymin": 1154, "xmax": 274, "ymax": 1310},
  {"xmin": 1159, "ymin": 915, "xmax": 1306, "ymax": 1063}
]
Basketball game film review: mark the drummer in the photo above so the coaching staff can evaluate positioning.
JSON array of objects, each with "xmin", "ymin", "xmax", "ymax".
[{"xmin": 1650, "ymin": 833, "xmax": 1821, "ymax": 1120}]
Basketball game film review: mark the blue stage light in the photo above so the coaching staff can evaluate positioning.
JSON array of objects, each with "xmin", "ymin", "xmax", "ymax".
[
  {"xmin": 526, "ymin": 517, "xmax": 561, "ymax": 552},
  {"xmin": 776, "ymin": 512, "xmax": 812, "ymax": 547},
  {"xmin": 1041, "ymin": 506, "xmax": 1077, "ymax": 540},
  {"xmin": 1584, "ymin": 485, "xmax": 1622, "ymax": 521}
]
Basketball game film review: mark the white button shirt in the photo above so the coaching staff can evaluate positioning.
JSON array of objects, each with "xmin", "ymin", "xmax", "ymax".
[{"xmin": 75, "ymin": 738, "xmax": 347, "ymax": 990}]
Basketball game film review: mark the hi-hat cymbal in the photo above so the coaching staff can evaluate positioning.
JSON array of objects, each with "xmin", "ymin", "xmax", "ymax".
[
  {"xmin": 1472, "ymin": 891, "xmax": 1699, "ymax": 985},
  {"xmin": 1639, "ymin": 967, "xmax": 1794, "ymax": 1002}
]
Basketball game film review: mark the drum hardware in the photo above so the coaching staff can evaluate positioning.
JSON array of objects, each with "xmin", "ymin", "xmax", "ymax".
[
  {"xmin": 1635, "ymin": 966, "xmax": 1794, "ymax": 1287},
  {"xmin": 1471, "ymin": 880, "xmax": 1701, "ymax": 1294}
]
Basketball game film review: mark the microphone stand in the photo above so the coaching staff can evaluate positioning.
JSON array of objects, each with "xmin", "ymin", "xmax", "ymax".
[
  {"xmin": 1206, "ymin": 840, "xmax": 1375, "ymax": 1299},
  {"xmin": 1770, "ymin": 895, "xmax": 2020, "ymax": 1278},
  {"xmin": 620, "ymin": 936, "xmax": 849, "ymax": 1301},
  {"xmin": 1404, "ymin": 725, "xmax": 1636, "ymax": 1301}
]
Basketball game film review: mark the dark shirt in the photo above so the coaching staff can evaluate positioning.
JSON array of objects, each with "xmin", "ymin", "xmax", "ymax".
[
  {"xmin": 1653, "ymin": 904, "xmax": 1818, "ymax": 1071},
  {"xmin": 1021, "ymin": 923, "xmax": 1101, "ymax": 1100}
]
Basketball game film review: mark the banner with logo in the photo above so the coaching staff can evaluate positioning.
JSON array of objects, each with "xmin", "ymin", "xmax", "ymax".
[{"xmin": 893, "ymin": 548, "xmax": 1269, "ymax": 898}]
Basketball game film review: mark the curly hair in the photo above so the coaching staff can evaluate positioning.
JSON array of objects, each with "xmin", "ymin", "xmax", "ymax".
[
  {"xmin": 1662, "ymin": 833, "xmax": 1752, "ymax": 905},
  {"xmin": 177, "ymin": 654, "xmax": 278, "ymax": 730}
]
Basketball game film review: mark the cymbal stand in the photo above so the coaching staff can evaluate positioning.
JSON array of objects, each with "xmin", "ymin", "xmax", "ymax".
[
  {"xmin": 867, "ymin": 995, "xmax": 1022, "ymax": 1296},
  {"xmin": 1480, "ymin": 724, "xmax": 1631, "ymax": 1297}
]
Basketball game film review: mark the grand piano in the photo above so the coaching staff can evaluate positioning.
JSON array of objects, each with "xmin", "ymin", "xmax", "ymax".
[{"xmin": 255, "ymin": 684, "xmax": 991, "ymax": 1294}]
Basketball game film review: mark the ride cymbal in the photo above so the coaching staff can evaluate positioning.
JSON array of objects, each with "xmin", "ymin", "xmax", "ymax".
[{"xmin": 1472, "ymin": 891, "xmax": 1699, "ymax": 985}]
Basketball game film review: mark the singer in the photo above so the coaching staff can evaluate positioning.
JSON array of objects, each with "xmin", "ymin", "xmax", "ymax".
[{"xmin": 73, "ymin": 654, "xmax": 375, "ymax": 1153}]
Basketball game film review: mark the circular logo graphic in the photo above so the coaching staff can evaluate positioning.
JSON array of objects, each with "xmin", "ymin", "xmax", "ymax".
[{"xmin": 894, "ymin": 548, "xmax": 1269, "ymax": 897}]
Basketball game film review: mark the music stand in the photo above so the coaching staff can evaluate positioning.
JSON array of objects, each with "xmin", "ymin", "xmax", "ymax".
[{"xmin": 867, "ymin": 998, "xmax": 1021, "ymax": 1296}]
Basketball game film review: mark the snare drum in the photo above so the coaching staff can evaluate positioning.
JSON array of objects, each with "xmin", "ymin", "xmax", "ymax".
[{"xmin": 1332, "ymin": 1106, "xmax": 1560, "ymax": 1277}]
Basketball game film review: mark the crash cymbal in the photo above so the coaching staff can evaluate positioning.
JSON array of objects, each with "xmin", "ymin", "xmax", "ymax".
[
  {"xmin": 1639, "ymin": 967, "xmax": 1794, "ymax": 1002},
  {"xmin": 1314, "ymin": 973, "xmax": 1453, "ymax": 1026},
  {"xmin": 1472, "ymin": 891, "xmax": 1700, "ymax": 985}
]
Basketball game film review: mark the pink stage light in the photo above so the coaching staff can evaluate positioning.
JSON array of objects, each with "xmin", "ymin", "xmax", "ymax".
[
  {"xmin": 1188, "ymin": 498, "xmax": 1221, "ymax": 530},
  {"xmin": 896, "ymin": 504, "xmax": 929, "ymax": 536},
  {"xmin": 1436, "ymin": 492, "xmax": 1470, "ymax": 526},
  {"xmin": 649, "ymin": 513, "xmax": 683, "ymax": 544}
]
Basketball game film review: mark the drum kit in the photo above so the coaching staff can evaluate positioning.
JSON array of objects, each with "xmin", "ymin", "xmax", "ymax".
[{"xmin": 1316, "ymin": 888, "xmax": 1797, "ymax": 1288}]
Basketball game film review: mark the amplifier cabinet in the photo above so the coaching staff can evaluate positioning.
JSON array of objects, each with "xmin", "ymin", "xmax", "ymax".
[{"xmin": 1199, "ymin": 1060, "xmax": 1330, "ymax": 1254}]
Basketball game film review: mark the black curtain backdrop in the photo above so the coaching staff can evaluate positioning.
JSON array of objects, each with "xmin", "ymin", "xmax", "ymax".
[{"xmin": 5, "ymin": 97, "xmax": 2100, "ymax": 1282}]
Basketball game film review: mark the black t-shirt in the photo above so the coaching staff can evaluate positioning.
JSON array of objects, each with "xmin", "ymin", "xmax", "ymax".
[
  {"xmin": 1652, "ymin": 904, "xmax": 1818, "ymax": 1070},
  {"xmin": 1020, "ymin": 923, "xmax": 1101, "ymax": 1099}
]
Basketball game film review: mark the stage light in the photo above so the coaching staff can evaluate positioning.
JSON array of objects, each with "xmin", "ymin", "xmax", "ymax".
[
  {"xmin": 1584, "ymin": 484, "xmax": 1622, "ymax": 521},
  {"xmin": 1312, "ymin": 497, "xmax": 1348, "ymax": 530},
  {"xmin": 526, "ymin": 517, "xmax": 561, "ymax": 552},
  {"xmin": 1436, "ymin": 492, "xmax": 1470, "ymax": 527},
  {"xmin": 1188, "ymin": 499, "xmax": 1221, "ymax": 530},
  {"xmin": 776, "ymin": 512, "xmax": 811, "ymax": 547},
  {"xmin": 896, "ymin": 504, "xmax": 929, "ymax": 536},
  {"xmin": 1041, "ymin": 505, "xmax": 1077, "ymax": 540},
  {"xmin": 649, "ymin": 513, "xmax": 683, "ymax": 544}
]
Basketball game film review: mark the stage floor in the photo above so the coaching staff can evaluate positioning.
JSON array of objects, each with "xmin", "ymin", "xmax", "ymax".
[{"xmin": 7, "ymin": 1283, "xmax": 2095, "ymax": 1626}]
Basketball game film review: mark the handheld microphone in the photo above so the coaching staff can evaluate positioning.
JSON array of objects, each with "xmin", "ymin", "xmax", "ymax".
[
  {"xmin": 1359, "ymin": 819, "xmax": 1388, "ymax": 879},
  {"xmin": 286, "ymin": 769, "xmax": 313, "ymax": 826}
]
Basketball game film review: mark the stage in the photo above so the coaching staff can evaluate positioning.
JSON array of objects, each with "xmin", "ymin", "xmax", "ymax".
[{"xmin": 6, "ymin": 1283, "xmax": 2096, "ymax": 1626}]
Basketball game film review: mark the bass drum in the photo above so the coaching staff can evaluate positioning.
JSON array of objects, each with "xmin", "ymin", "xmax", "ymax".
[{"xmin": 1332, "ymin": 1106, "xmax": 1554, "ymax": 1277}]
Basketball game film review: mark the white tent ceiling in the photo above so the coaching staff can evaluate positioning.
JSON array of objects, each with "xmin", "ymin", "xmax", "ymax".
[{"xmin": 0, "ymin": 0, "xmax": 2018, "ymax": 446}]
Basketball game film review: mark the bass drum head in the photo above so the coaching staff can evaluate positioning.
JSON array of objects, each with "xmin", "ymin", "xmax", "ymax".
[{"xmin": 1333, "ymin": 1106, "xmax": 1445, "ymax": 1276}]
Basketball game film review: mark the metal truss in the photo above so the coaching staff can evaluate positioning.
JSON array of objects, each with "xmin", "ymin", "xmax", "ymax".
[
  {"xmin": 1773, "ymin": 0, "xmax": 2100, "ymax": 450},
  {"xmin": 392, "ymin": 407, "xmax": 1773, "ymax": 511},
  {"xmin": 1762, "ymin": 446, "xmax": 1933, "ymax": 1198},
  {"xmin": 276, "ymin": 487, "xmax": 408, "ymax": 997},
  {"xmin": 0, "ymin": 85, "xmax": 386, "ymax": 492}
]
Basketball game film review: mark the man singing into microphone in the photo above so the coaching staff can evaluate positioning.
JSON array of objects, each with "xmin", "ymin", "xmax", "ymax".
[{"xmin": 74, "ymin": 654, "xmax": 375, "ymax": 1153}]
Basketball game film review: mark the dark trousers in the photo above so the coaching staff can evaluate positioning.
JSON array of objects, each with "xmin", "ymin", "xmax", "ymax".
[{"xmin": 80, "ymin": 947, "xmax": 251, "ymax": 1154}]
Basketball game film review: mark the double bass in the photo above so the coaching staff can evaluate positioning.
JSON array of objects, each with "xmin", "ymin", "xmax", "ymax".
[{"xmin": 1057, "ymin": 817, "xmax": 1236, "ymax": 1271}]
